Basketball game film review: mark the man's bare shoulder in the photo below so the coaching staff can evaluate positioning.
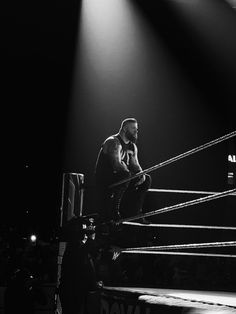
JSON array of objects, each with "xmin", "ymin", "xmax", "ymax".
[
  {"xmin": 103, "ymin": 135, "xmax": 121, "ymax": 153},
  {"xmin": 133, "ymin": 142, "xmax": 138, "ymax": 151},
  {"xmin": 103, "ymin": 135, "xmax": 120, "ymax": 145}
]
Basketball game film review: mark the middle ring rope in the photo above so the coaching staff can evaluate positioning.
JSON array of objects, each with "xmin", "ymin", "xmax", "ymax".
[
  {"xmin": 115, "ymin": 187, "xmax": 236, "ymax": 224},
  {"xmin": 148, "ymin": 188, "xmax": 236, "ymax": 197},
  {"xmin": 122, "ymin": 222, "xmax": 236, "ymax": 231}
]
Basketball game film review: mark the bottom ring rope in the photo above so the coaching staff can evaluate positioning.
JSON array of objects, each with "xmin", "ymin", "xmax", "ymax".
[
  {"xmin": 122, "ymin": 250, "xmax": 236, "ymax": 258},
  {"xmin": 123, "ymin": 240, "xmax": 236, "ymax": 251}
]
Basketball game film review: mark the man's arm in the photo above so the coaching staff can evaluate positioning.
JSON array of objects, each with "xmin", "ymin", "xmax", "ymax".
[
  {"xmin": 103, "ymin": 137, "xmax": 129, "ymax": 173},
  {"xmin": 129, "ymin": 144, "xmax": 145, "ymax": 186},
  {"xmin": 129, "ymin": 144, "xmax": 143, "ymax": 173}
]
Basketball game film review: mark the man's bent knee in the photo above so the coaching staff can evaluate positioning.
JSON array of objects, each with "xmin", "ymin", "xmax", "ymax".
[{"xmin": 140, "ymin": 174, "xmax": 151, "ymax": 190}]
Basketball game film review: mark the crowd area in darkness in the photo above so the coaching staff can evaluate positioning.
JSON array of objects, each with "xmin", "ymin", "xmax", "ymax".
[
  {"xmin": 0, "ymin": 225, "xmax": 58, "ymax": 286},
  {"xmin": 0, "ymin": 224, "xmax": 236, "ymax": 292}
]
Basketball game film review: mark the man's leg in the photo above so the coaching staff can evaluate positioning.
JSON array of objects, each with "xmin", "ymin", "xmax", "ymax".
[
  {"xmin": 95, "ymin": 186, "xmax": 113, "ymax": 222},
  {"xmin": 110, "ymin": 171, "xmax": 130, "ymax": 220},
  {"xmin": 96, "ymin": 171, "xmax": 130, "ymax": 222},
  {"xmin": 120, "ymin": 174, "xmax": 152, "ymax": 220}
]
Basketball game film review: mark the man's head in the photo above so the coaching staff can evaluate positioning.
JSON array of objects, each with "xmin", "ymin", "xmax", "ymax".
[{"xmin": 120, "ymin": 118, "xmax": 138, "ymax": 143}]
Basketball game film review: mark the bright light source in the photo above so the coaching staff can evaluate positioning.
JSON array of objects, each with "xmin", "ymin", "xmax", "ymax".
[
  {"xmin": 80, "ymin": 0, "xmax": 145, "ymax": 81},
  {"xmin": 70, "ymin": 0, "xmax": 168, "ymax": 118},
  {"xmin": 30, "ymin": 234, "xmax": 37, "ymax": 243}
]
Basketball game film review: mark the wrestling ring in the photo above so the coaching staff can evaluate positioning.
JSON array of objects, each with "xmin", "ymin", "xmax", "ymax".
[{"xmin": 58, "ymin": 130, "xmax": 236, "ymax": 314}]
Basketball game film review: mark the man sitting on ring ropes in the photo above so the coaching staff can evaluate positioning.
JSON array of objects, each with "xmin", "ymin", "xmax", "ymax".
[{"xmin": 95, "ymin": 118, "xmax": 151, "ymax": 225}]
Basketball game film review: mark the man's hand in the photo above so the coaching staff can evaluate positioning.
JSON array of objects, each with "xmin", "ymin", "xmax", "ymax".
[
  {"xmin": 96, "ymin": 281, "xmax": 104, "ymax": 289},
  {"xmin": 135, "ymin": 174, "xmax": 145, "ymax": 187}
]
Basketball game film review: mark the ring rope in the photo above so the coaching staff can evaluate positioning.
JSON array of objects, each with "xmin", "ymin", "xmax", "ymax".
[
  {"xmin": 110, "ymin": 130, "xmax": 236, "ymax": 188},
  {"xmin": 148, "ymin": 188, "xmax": 236, "ymax": 196},
  {"xmin": 121, "ymin": 250, "xmax": 236, "ymax": 258},
  {"xmin": 122, "ymin": 221, "xmax": 236, "ymax": 231},
  {"xmin": 115, "ymin": 187, "xmax": 236, "ymax": 224},
  {"xmin": 123, "ymin": 240, "xmax": 236, "ymax": 252}
]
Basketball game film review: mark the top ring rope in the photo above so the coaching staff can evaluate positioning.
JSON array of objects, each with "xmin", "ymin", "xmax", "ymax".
[
  {"xmin": 115, "ymin": 187, "xmax": 236, "ymax": 224},
  {"xmin": 109, "ymin": 130, "xmax": 236, "ymax": 188}
]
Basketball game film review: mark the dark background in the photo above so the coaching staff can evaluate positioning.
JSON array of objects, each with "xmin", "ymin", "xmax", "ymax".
[{"xmin": 1, "ymin": 0, "xmax": 235, "ymax": 241}]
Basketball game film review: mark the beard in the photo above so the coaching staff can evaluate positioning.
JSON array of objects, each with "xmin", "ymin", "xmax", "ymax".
[{"xmin": 126, "ymin": 130, "xmax": 138, "ymax": 143}]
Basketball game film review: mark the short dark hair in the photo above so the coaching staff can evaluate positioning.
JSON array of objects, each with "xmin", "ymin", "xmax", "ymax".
[{"xmin": 120, "ymin": 118, "xmax": 137, "ymax": 130}]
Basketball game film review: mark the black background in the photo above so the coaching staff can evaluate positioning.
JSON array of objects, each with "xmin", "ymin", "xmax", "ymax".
[{"xmin": 1, "ymin": 0, "xmax": 235, "ymax": 240}]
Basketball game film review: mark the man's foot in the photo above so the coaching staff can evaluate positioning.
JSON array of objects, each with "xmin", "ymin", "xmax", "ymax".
[
  {"xmin": 136, "ymin": 217, "xmax": 151, "ymax": 224},
  {"xmin": 113, "ymin": 211, "xmax": 121, "ymax": 221}
]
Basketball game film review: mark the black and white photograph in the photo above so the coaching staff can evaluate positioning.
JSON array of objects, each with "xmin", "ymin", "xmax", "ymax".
[{"xmin": 1, "ymin": 0, "xmax": 236, "ymax": 313}]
